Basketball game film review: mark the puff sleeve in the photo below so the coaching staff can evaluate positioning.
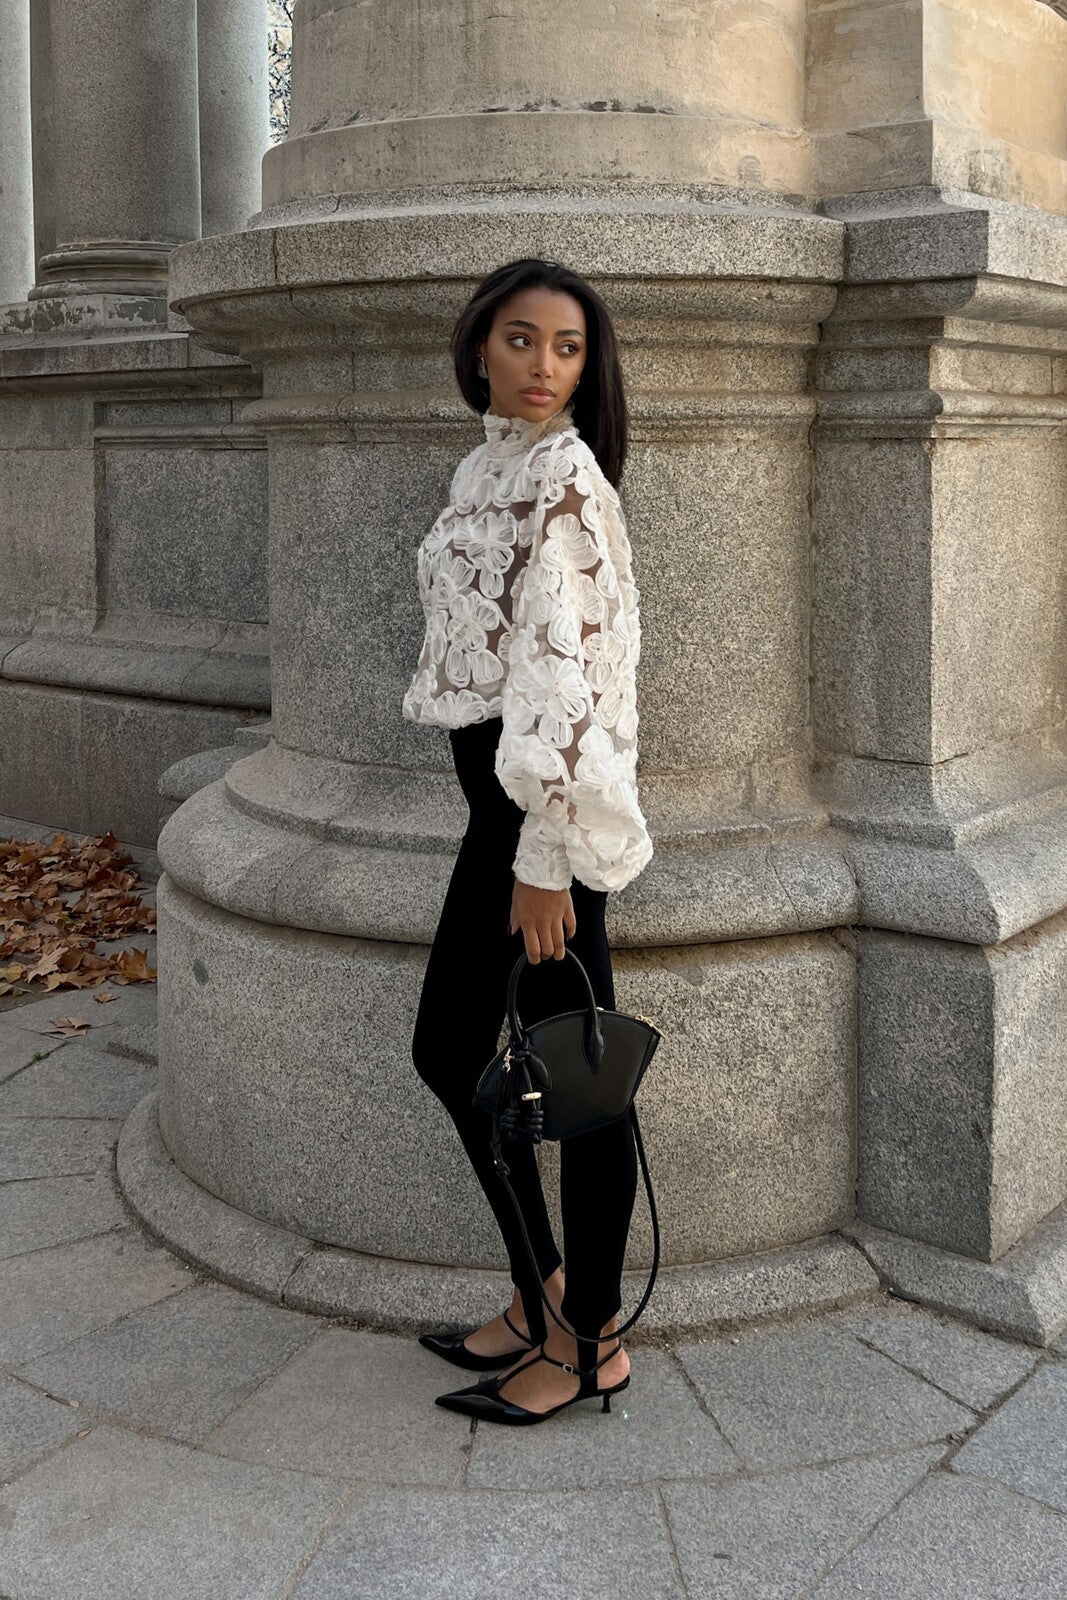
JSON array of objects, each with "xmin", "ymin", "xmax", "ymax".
[{"xmin": 493, "ymin": 466, "xmax": 654, "ymax": 894}]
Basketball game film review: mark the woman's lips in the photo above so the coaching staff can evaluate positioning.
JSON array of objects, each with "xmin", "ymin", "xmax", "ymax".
[{"xmin": 521, "ymin": 390, "xmax": 554, "ymax": 401}]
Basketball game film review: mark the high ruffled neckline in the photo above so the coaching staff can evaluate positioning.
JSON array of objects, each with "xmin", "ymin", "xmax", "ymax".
[{"xmin": 481, "ymin": 400, "xmax": 574, "ymax": 450}]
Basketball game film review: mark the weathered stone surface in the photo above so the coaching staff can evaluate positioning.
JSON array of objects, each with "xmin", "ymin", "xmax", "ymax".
[
  {"xmin": 0, "ymin": 1116, "xmax": 120, "ymax": 1180},
  {"xmin": 0, "ymin": 1029, "xmax": 64, "ymax": 1084},
  {"xmin": 1, "ymin": 1042, "xmax": 153, "ymax": 1118},
  {"xmin": 0, "ymin": 1227, "xmax": 194, "ymax": 1365},
  {"xmin": 842, "ymin": 1204, "xmax": 1067, "ymax": 1348},
  {"xmin": 676, "ymin": 1323, "xmax": 974, "ymax": 1471},
  {"xmin": 208, "ymin": 1328, "xmax": 468, "ymax": 1485},
  {"xmin": 0, "ymin": 1374, "xmax": 84, "ymax": 1483},
  {"xmin": 0, "ymin": 1427, "xmax": 343, "ymax": 1600},
  {"xmin": 0, "ymin": 677, "xmax": 264, "ymax": 850},
  {"xmin": 0, "ymin": 444, "xmax": 95, "ymax": 614},
  {"xmin": 539, "ymin": 1227, "xmax": 879, "ymax": 1338},
  {"xmin": 117, "ymin": 1089, "xmax": 321, "ymax": 1301},
  {"xmin": 12, "ymin": 1283, "xmax": 319, "ymax": 1444},
  {"xmin": 824, "ymin": 1302, "xmax": 1040, "ymax": 1411},
  {"xmin": 852, "ymin": 915, "xmax": 1067, "ymax": 1262},
  {"xmin": 3, "ymin": 983, "xmax": 156, "ymax": 1039},
  {"xmin": 831, "ymin": 193, "xmax": 1067, "ymax": 285},
  {"xmin": 158, "ymin": 752, "xmax": 857, "ymax": 947},
  {"xmin": 806, "ymin": 1471, "xmax": 1067, "ymax": 1598},
  {"xmin": 103, "ymin": 1023, "xmax": 157, "ymax": 1065},
  {"xmin": 196, "ymin": 0, "xmax": 270, "ymax": 240},
  {"xmin": 0, "ymin": 0, "xmax": 32, "ymax": 306},
  {"xmin": 661, "ymin": 1445, "xmax": 943, "ymax": 1600},
  {"xmin": 287, "ymin": 1484, "xmax": 683, "ymax": 1600},
  {"xmin": 0, "ymin": 1174, "xmax": 126, "ymax": 1259},
  {"xmin": 951, "ymin": 1360, "xmax": 1067, "ymax": 1513},
  {"xmin": 0, "ymin": 352, "xmax": 266, "ymax": 847},
  {"xmin": 103, "ymin": 441, "xmax": 266, "ymax": 623}
]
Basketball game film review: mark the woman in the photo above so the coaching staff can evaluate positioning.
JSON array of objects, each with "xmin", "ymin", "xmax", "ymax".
[{"xmin": 403, "ymin": 256, "xmax": 654, "ymax": 1426}]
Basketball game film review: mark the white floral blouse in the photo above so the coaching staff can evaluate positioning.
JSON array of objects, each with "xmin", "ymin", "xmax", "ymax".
[{"xmin": 401, "ymin": 400, "xmax": 653, "ymax": 894}]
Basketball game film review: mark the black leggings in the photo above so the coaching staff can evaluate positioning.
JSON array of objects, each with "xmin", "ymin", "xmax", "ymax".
[{"xmin": 411, "ymin": 714, "xmax": 639, "ymax": 1348}]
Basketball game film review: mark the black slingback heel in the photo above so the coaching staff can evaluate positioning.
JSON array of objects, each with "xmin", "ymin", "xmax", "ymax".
[
  {"xmin": 435, "ymin": 1337, "xmax": 629, "ymax": 1424},
  {"xmin": 419, "ymin": 1306, "xmax": 536, "ymax": 1372}
]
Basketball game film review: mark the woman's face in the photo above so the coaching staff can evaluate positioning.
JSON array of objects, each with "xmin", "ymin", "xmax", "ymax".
[{"xmin": 478, "ymin": 286, "xmax": 587, "ymax": 422}]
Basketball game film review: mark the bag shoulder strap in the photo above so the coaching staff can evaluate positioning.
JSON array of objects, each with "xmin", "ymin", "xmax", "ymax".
[{"xmin": 490, "ymin": 1102, "xmax": 660, "ymax": 1344}]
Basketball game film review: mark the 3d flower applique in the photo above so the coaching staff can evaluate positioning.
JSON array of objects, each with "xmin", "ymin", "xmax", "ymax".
[{"xmin": 403, "ymin": 415, "xmax": 653, "ymax": 894}]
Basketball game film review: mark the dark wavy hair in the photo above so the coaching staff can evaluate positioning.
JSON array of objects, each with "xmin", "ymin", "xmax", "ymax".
[{"xmin": 450, "ymin": 257, "xmax": 628, "ymax": 488}]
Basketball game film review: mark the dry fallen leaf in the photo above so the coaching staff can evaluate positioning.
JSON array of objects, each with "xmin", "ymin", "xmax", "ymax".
[
  {"xmin": 43, "ymin": 1017, "xmax": 93, "ymax": 1036},
  {"xmin": 0, "ymin": 830, "xmax": 156, "ymax": 1000}
]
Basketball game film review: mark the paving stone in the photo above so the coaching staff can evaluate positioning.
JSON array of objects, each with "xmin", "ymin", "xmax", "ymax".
[
  {"xmin": 0, "ymin": 1175, "xmax": 125, "ymax": 1258},
  {"xmin": 289, "ymin": 1483, "xmax": 683, "ymax": 1599},
  {"xmin": 0, "ymin": 1032, "xmax": 67, "ymax": 1085},
  {"xmin": 806, "ymin": 1471, "xmax": 1067, "ymax": 1597},
  {"xmin": 12, "ymin": 1282, "xmax": 319, "ymax": 1445},
  {"xmin": 951, "ymin": 1360, "xmax": 1067, "ymax": 1513},
  {"xmin": 676, "ymin": 1323, "xmax": 975, "ymax": 1471},
  {"xmin": 0, "ymin": 1374, "xmax": 84, "ymax": 1483},
  {"xmin": 207, "ymin": 1327, "xmax": 468, "ymax": 1485},
  {"xmin": 0, "ymin": 1227, "xmax": 194, "ymax": 1364},
  {"xmin": 104, "ymin": 1022, "xmax": 157, "ymax": 1064},
  {"xmin": 1, "ymin": 1043, "xmax": 153, "ymax": 1118},
  {"xmin": 0, "ymin": 1116, "xmax": 120, "ymax": 1179},
  {"xmin": 661, "ymin": 1444, "xmax": 944, "ymax": 1600},
  {"xmin": 466, "ymin": 1347, "xmax": 738, "ymax": 1488},
  {"xmin": 0, "ymin": 1425, "xmax": 343, "ymax": 1600},
  {"xmin": 824, "ymin": 1302, "xmax": 1041, "ymax": 1411},
  {"xmin": 2, "ymin": 983, "xmax": 157, "ymax": 1039}
]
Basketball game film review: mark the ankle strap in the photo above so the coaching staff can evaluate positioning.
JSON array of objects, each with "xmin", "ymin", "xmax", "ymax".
[{"xmin": 540, "ymin": 1340, "xmax": 622, "ymax": 1377}]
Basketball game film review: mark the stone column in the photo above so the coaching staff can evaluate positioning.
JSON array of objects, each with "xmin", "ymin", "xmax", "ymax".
[
  {"xmin": 27, "ymin": 0, "xmax": 55, "ymax": 292},
  {"xmin": 28, "ymin": 0, "xmax": 201, "ymax": 326},
  {"xmin": 148, "ymin": 0, "xmax": 862, "ymax": 1337},
  {"xmin": 0, "ymin": 0, "xmax": 34, "ymax": 307},
  {"xmin": 196, "ymin": 0, "xmax": 269, "ymax": 239}
]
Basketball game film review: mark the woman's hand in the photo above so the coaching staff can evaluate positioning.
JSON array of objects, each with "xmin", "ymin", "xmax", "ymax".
[{"xmin": 509, "ymin": 879, "xmax": 576, "ymax": 962}]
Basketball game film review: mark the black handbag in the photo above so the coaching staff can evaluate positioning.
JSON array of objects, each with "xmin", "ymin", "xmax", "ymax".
[{"xmin": 471, "ymin": 946, "xmax": 662, "ymax": 1345}]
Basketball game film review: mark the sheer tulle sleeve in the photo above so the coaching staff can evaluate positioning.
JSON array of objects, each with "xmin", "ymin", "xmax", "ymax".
[{"xmin": 493, "ymin": 469, "xmax": 654, "ymax": 894}]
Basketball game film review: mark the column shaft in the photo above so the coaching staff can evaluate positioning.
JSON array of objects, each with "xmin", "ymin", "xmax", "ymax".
[
  {"xmin": 0, "ymin": 0, "xmax": 34, "ymax": 305},
  {"xmin": 197, "ymin": 0, "xmax": 269, "ymax": 239},
  {"xmin": 32, "ymin": 0, "xmax": 201, "ymax": 299}
]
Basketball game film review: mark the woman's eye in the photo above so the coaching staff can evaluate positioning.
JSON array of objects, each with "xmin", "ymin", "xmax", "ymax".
[{"xmin": 509, "ymin": 336, "xmax": 581, "ymax": 355}]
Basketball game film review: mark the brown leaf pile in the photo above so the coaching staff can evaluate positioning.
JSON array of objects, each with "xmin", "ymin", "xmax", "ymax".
[{"xmin": 0, "ymin": 829, "xmax": 157, "ymax": 999}]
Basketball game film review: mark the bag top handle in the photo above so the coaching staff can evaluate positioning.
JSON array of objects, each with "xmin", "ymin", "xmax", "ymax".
[{"xmin": 505, "ymin": 947, "xmax": 606, "ymax": 1070}]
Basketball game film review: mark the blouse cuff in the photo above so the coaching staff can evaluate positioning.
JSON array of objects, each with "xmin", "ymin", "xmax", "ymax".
[{"xmin": 512, "ymin": 813, "xmax": 573, "ymax": 891}]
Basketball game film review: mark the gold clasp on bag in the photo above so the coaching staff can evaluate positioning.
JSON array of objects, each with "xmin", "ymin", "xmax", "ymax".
[{"xmin": 597, "ymin": 1002, "xmax": 656, "ymax": 1027}]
